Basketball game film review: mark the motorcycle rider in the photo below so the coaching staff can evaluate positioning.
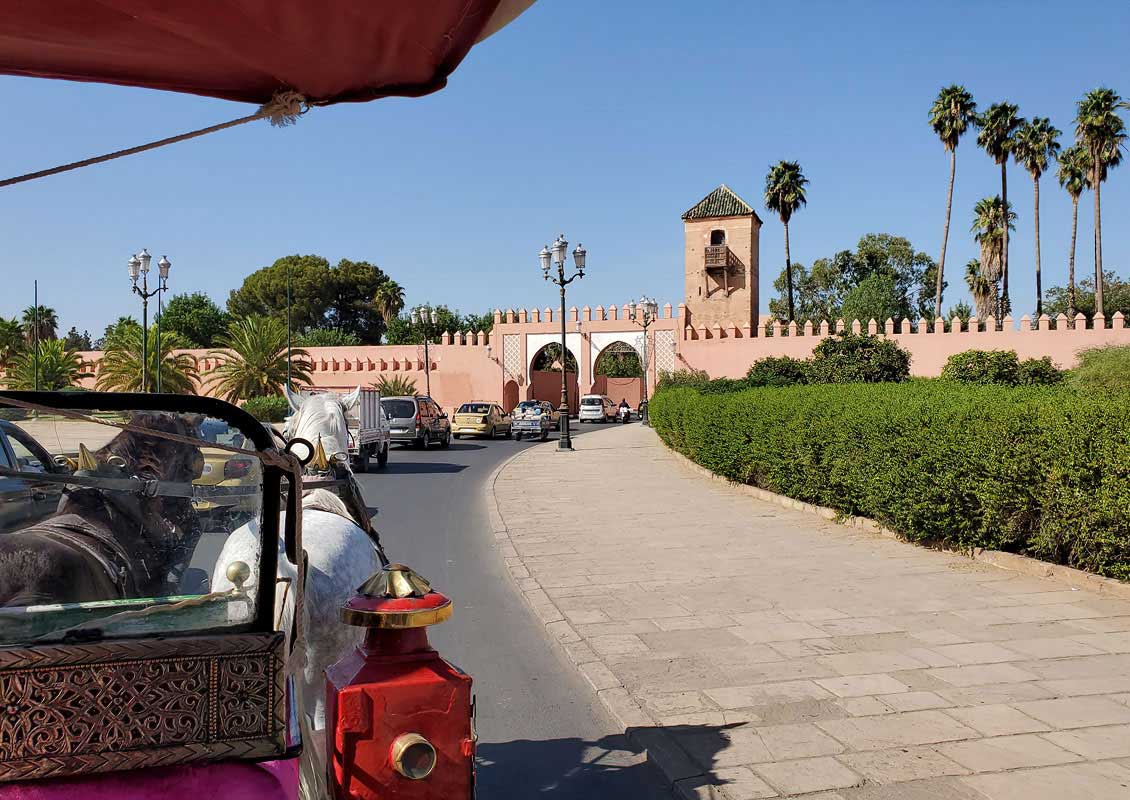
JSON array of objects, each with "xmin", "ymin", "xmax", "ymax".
[{"xmin": 618, "ymin": 398, "xmax": 631, "ymax": 423}]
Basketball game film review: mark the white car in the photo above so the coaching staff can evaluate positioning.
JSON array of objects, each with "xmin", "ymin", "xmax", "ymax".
[{"xmin": 578, "ymin": 394, "xmax": 616, "ymax": 423}]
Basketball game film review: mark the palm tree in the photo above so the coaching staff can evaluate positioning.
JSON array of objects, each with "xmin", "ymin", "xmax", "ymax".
[
  {"xmin": 764, "ymin": 160, "xmax": 809, "ymax": 322},
  {"xmin": 20, "ymin": 305, "xmax": 58, "ymax": 343},
  {"xmin": 977, "ymin": 103, "xmax": 1024, "ymax": 315},
  {"xmin": 964, "ymin": 259, "xmax": 996, "ymax": 323},
  {"xmin": 373, "ymin": 375, "xmax": 417, "ymax": 396},
  {"xmin": 1012, "ymin": 117, "xmax": 1061, "ymax": 317},
  {"xmin": 1074, "ymin": 88, "xmax": 1127, "ymax": 320},
  {"xmin": 0, "ymin": 318, "xmax": 23, "ymax": 369},
  {"xmin": 971, "ymin": 196, "xmax": 1017, "ymax": 321},
  {"xmin": 929, "ymin": 85, "xmax": 978, "ymax": 319},
  {"xmin": 373, "ymin": 280, "xmax": 406, "ymax": 322},
  {"xmin": 3, "ymin": 339, "xmax": 85, "ymax": 390},
  {"xmin": 207, "ymin": 316, "xmax": 312, "ymax": 402},
  {"xmin": 1056, "ymin": 144, "xmax": 1092, "ymax": 322},
  {"xmin": 94, "ymin": 326, "xmax": 199, "ymax": 394}
]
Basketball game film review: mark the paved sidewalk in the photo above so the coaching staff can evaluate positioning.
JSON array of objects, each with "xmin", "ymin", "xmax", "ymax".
[{"xmin": 489, "ymin": 424, "xmax": 1130, "ymax": 799}]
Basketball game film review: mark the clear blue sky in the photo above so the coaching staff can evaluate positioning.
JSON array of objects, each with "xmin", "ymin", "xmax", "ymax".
[{"xmin": 1, "ymin": 0, "xmax": 1127, "ymax": 336}]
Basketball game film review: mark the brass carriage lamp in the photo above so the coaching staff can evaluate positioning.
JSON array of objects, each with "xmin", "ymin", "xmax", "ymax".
[{"xmin": 326, "ymin": 564, "xmax": 473, "ymax": 799}]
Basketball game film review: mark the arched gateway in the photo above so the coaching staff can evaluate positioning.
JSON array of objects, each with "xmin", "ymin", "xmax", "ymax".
[{"xmin": 527, "ymin": 343, "xmax": 579, "ymax": 414}]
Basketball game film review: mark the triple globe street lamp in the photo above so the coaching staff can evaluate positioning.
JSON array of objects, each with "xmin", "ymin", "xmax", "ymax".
[
  {"xmin": 628, "ymin": 296, "xmax": 659, "ymax": 425},
  {"xmin": 127, "ymin": 249, "xmax": 172, "ymax": 393},
  {"xmin": 410, "ymin": 306, "xmax": 440, "ymax": 396},
  {"xmin": 539, "ymin": 234, "xmax": 586, "ymax": 452}
]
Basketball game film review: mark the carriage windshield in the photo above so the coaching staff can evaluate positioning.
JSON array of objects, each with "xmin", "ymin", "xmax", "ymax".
[{"xmin": 0, "ymin": 400, "xmax": 270, "ymax": 644}]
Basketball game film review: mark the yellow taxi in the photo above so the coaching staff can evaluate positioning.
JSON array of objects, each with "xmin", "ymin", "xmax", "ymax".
[{"xmin": 451, "ymin": 402, "xmax": 512, "ymax": 439}]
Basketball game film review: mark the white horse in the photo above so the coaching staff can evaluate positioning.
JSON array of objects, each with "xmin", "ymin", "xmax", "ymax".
[{"xmin": 213, "ymin": 386, "xmax": 381, "ymax": 799}]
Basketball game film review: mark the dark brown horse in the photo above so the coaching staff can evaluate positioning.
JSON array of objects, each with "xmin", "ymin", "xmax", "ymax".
[{"xmin": 0, "ymin": 412, "xmax": 205, "ymax": 608}]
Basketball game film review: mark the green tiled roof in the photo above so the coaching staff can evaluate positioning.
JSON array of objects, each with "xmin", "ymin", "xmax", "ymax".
[{"xmin": 682, "ymin": 184, "xmax": 759, "ymax": 221}]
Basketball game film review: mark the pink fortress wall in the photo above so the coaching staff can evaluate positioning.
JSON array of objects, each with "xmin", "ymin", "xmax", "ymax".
[
  {"xmin": 678, "ymin": 313, "xmax": 1130, "ymax": 378},
  {"xmin": 73, "ymin": 335, "xmax": 505, "ymax": 414},
  {"xmin": 68, "ymin": 310, "xmax": 1130, "ymax": 410}
]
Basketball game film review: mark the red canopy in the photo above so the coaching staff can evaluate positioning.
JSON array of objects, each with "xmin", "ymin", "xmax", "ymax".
[{"xmin": 0, "ymin": 0, "xmax": 533, "ymax": 106}]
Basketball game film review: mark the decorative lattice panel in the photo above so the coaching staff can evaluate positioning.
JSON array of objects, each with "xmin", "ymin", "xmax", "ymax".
[
  {"xmin": 654, "ymin": 329, "xmax": 675, "ymax": 373},
  {"xmin": 503, "ymin": 335, "xmax": 522, "ymax": 379}
]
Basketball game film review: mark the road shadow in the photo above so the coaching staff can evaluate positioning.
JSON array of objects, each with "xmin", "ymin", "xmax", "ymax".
[
  {"xmin": 381, "ymin": 462, "xmax": 468, "ymax": 475},
  {"xmin": 477, "ymin": 724, "xmax": 733, "ymax": 798},
  {"xmin": 445, "ymin": 442, "xmax": 488, "ymax": 451}
]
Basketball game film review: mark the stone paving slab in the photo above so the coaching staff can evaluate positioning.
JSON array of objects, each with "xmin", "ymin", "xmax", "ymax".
[{"xmin": 489, "ymin": 424, "xmax": 1130, "ymax": 798}]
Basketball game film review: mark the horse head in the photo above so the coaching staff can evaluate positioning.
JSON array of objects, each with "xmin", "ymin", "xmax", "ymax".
[{"xmin": 283, "ymin": 386, "xmax": 362, "ymax": 471}]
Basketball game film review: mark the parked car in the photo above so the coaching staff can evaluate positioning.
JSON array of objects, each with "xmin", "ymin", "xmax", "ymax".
[
  {"xmin": 0, "ymin": 420, "xmax": 67, "ymax": 530},
  {"xmin": 578, "ymin": 394, "xmax": 617, "ymax": 423},
  {"xmin": 195, "ymin": 418, "xmax": 261, "ymax": 532},
  {"xmin": 510, "ymin": 400, "xmax": 555, "ymax": 441},
  {"xmin": 452, "ymin": 402, "xmax": 512, "ymax": 439},
  {"xmin": 380, "ymin": 395, "xmax": 451, "ymax": 448},
  {"xmin": 344, "ymin": 388, "xmax": 390, "ymax": 472}
]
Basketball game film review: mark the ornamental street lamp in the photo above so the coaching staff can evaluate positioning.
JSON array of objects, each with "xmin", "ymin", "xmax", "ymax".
[
  {"xmin": 128, "ymin": 249, "xmax": 172, "ymax": 392},
  {"xmin": 540, "ymin": 234, "xmax": 586, "ymax": 451},
  {"xmin": 629, "ymin": 296, "xmax": 659, "ymax": 425},
  {"xmin": 411, "ymin": 306, "xmax": 439, "ymax": 396},
  {"xmin": 486, "ymin": 343, "xmax": 504, "ymax": 407}
]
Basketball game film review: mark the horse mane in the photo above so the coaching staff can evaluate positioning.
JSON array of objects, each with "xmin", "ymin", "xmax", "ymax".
[{"xmin": 302, "ymin": 488, "xmax": 359, "ymax": 527}]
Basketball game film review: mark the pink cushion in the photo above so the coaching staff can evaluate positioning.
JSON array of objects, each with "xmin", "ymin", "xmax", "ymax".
[{"xmin": 0, "ymin": 759, "xmax": 298, "ymax": 800}]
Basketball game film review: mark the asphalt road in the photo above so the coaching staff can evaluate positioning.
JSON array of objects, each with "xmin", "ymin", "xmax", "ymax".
[{"xmin": 353, "ymin": 422, "xmax": 673, "ymax": 799}]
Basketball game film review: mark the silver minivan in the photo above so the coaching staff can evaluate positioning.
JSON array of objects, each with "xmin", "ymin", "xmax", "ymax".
[
  {"xmin": 578, "ymin": 394, "xmax": 615, "ymax": 423},
  {"xmin": 380, "ymin": 395, "xmax": 451, "ymax": 448}
]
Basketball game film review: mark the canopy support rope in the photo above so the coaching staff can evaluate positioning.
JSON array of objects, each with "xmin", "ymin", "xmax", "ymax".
[{"xmin": 0, "ymin": 90, "xmax": 307, "ymax": 189}]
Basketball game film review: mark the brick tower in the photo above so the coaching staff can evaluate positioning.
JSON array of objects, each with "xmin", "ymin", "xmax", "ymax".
[{"xmin": 681, "ymin": 184, "xmax": 761, "ymax": 331}]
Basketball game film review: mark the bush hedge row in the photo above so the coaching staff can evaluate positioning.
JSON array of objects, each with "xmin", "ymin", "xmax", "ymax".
[{"xmin": 650, "ymin": 382, "xmax": 1130, "ymax": 580}]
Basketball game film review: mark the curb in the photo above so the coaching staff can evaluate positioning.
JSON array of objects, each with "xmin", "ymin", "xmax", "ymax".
[
  {"xmin": 661, "ymin": 432, "xmax": 1130, "ymax": 603},
  {"xmin": 484, "ymin": 443, "xmax": 707, "ymax": 797}
]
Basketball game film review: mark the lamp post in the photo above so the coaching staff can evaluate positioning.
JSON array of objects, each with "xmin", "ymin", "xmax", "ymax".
[
  {"xmin": 411, "ymin": 306, "xmax": 439, "ymax": 396},
  {"xmin": 540, "ymin": 234, "xmax": 586, "ymax": 451},
  {"xmin": 628, "ymin": 296, "xmax": 659, "ymax": 425},
  {"xmin": 486, "ymin": 343, "xmax": 504, "ymax": 407},
  {"xmin": 127, "ymin": 249, "xmax": 172, "ymax": 393}
]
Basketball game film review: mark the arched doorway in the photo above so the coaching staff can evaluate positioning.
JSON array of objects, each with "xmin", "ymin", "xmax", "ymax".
[
  {"xmin": 502, "ymin": 379, "xmax": 519, "ymax": 413},
  {"xmin": 528, "ymin": 342, "xmax": 579, "ymax": 414},
  {"xmin": 591, "ymin": 341, "xmax": 643, "ymax": 407}
]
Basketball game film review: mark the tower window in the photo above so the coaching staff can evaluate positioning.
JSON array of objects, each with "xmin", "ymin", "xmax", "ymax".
[{"xmin": 709, "ymin": 229, "xmax": 726, "ymax": 246}]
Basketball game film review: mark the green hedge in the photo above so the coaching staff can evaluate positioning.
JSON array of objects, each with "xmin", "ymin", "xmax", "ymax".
[
  {"xmin": 650, "ymin": 383, "xmax": 1130, "ymax": 580},
  {"xmin": 241, "ymin": 395, "xmax": 289, "ymax": 422}
]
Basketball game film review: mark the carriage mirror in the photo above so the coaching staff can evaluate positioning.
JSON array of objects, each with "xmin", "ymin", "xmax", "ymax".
[{"xmin": 285, "ymin": 437, "xmax": 315, "ymax": 466}]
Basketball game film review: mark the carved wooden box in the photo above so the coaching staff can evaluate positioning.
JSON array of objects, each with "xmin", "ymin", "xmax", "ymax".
[{"xmin": 0, "ymin": 632, "xmax": 286, "ymax": 783}]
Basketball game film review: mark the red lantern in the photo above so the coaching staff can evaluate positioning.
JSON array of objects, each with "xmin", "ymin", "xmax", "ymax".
[{"xmin": 326, "ymin": 565, "xmax": 474, "ymax": 799}]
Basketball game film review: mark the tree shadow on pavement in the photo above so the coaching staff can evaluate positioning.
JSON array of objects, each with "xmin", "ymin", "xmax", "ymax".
[{"xmin": 477, "ymin": 724, "xmax": 733, "ymax": 799}]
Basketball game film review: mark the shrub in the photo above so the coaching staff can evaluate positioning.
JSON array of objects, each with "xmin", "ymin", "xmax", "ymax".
[
  {"xmin": 655, "ymin": 368, "xmax": 709, "ymax": 393},
  {"xmin": 699, "ymin": 378, "xmax": 751, "ymax": 395},
  {"xmin": 1073, "ymin": 345, "xmax": 1130, "ymax": 393},
  {"xmin": 808, "ymin": 333, "xmax": 910, "ymax": 383},
  {"xmin": 746, "ymin": 356, "xmax": 809, "ymax": 387},
  {"xmin": 1017, "ymin": 356, "xmax": 1065, "ymax": 386},
  {"xmin": 241, "ymin": 394, "xmax": 289, "ymax": 422},
  {"xmin": 942, "ymin": 349, "xmax": 1020, "ymax": 385},
  {"xmin": 650, "ymin": 383, "xmax": 1130, "ymax": 580},
  {"xmin": 373, "ymin": 375, "xmax": 418, "ymax": 396},
  {"xmin": 942, "ymin": 350, "xmax": 1065, "ymax": 386}
]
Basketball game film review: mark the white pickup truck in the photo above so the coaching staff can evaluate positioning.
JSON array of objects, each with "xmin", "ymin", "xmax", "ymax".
[{"xmin": 345, "ymin": 388, "xmax": 391, "ymax": 472}]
